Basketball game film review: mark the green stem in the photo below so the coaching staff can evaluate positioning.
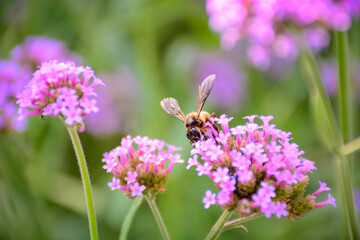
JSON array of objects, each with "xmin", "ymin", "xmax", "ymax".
[
  {"xmin": 119, "ymin": 197, "xmax": 143, "ymax": 240},
  {"xmin": 144, "ymin": 193, "xmax": 170, "ymax": 240},
  {"xmin": 222, "ymin": 213, "xmax": 263, "ymax": 232},
  {"xmin": 335, "ymin": 31, "xmax": 360, "ymax": 240},
  {"xmin": 66, "ymin": 126, "xmax": 98, "ymax": 240},
  {"xmin": 341, "ymin": 137, "xmax": 360, "ymax": 156},
  {"xmin": 334, "ymin": 155, "xmax": 359, "ymax": 240},
  {"xmin": 205, "ymin": 210, "xmax": 234, "ymax": 240},
  {"xmin": 336, "ymin": 31, "xmax": 352, "ymax": 143}
]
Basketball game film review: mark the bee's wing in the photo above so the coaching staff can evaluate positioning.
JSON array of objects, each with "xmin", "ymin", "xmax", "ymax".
[
  {"xmin": 160, "ymin": 97, "xmax": 186, "ymax": 123},
  {"xmin": 196, "ymin": 74, "xmax": 215, "ymax": 118}
]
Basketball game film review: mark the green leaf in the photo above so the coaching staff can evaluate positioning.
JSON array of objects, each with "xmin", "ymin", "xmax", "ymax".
[{"xmin": 298, "ymin": 50, "xmax": 343, "ymax": 155}]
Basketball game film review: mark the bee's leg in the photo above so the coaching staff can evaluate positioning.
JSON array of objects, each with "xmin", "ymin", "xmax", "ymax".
[
  {"xmin": 202, "ymin": 133, "xmax": 209, "ymax": 140},
  {"xmin": 206, "ymin": 113, "xmax": 219, "ymax": 133}
]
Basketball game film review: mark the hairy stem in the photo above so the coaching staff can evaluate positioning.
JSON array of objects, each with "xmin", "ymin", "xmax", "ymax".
[
  {"xmin": 144, "ymin": 193, "xmax": 171, "ymax": 240},
  {"xmin": 66, "ymin": 126, "xmax": 98, "ymax": 240},
  {"xmin": 205, "ymin": 210, "xmax": 234, "ymax": 240},
  {"xmin": 335, "ymin": 31, "xmax": 359, "ymax": 240}
]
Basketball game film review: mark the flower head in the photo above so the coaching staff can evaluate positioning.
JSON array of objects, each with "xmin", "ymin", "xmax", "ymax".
[
  {"xmin": 84, "ymin": 66, "xmax": 142, "ymax": 137},
  {"xmin": 102, "ymin": 135, "xmax": 183, "ymax": 198},
  {"xmin": 195, "ymin": 53, "xmax": 246, "ymax": 112},
  {"xmin": 16, "ymin": 60, "xmax": 104, "ymax": 131},
  {"xmin": 188, "ymin": 115, "xmax": 335, "ymax": 219},
  {"xmin": 11, "ymin": 35, "xmax": 81, "ymax": 67},
  {"xmin": 0, "ymin": 60, "xmax": 30, "ymax": 131},
  {"xmin": 206, "ymin": 0, "xmax": 359, "ymax": 69}
]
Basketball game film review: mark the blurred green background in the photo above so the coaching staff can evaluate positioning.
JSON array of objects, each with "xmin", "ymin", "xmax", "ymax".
[{"xmin": 0, "ymin": 0, "xmax": 359, "ymax": 239}]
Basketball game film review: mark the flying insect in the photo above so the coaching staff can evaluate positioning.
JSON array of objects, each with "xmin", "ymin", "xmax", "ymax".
[{"xmin": 160, "ymin": 74, "xmax": 218, "ymax": 144}]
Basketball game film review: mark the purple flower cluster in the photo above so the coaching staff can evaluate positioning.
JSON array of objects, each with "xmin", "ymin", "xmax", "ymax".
[
  {"xmin": 103, "ymin": 135, "xmax": 184, "ymax": 198},
  {"xmin": 16, "ymin": 60, "xmax": 104, "ymax": 131},
  {"xmin": 11, "ymin": 35, "xmax": 81, "ymax": 67},
  {"xmin": 195, "ymin": 53, "xmax": 246, "ymax": 112},
  {"xmin": 188, "ymin": 115, "xmax": 336, "ymax": 219},
  {"xmin": 206, "ymin": 0, "xmax": 358, "ymax": 70},
  {"xmin": 0, "ymin": 36, "xmax": 81, "ymax": 132},
  {"xmin": 0, "ymin": 60, "xmax": 31, "ymax": 131},
  {"xmin": 85, "ymin": 65, "xmax": 142, "ymax": 137}
]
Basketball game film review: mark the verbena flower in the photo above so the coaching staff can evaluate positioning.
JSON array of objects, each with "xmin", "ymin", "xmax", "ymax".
[
  {"xmin": 11, "ymin": 35, "xmax": 81, "ymax": 67},
  {"xmin": 0, "ymin": 60, "xmax": 31, "ymax": 131},
  {"xmin": 188, "ymin": 114, "xmax": 335, "ymax": 219},
  {"xmin": 103, "ymin": 135, "xmax": 184, "ymax": 198},
  {"xmin": 206, "ymin": 0, "xmax": 358, "ymax": 70},
  {"xmin": 85, "ymin": 65, "xmax": 142, "ymax": 137},
  {"xmin": 195, "ymin": 53, "xmax": 246, "ymax": 112},
  {"xmin": 16, "ymin": 60, "xmax": 104, "ymax": 132}
]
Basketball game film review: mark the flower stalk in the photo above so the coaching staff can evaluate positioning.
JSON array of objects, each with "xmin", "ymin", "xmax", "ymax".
[
  {"xmin": 66, "ymin": 125, "xmax": 98, "ymax": 240},
  {"xmin": 336, "ymin": 31, "xmax": 352, "ymax": 143},
  {"xmin": 144, "ymin": 192, "xmax": 171, "ymax": 240},
  {"xmin": 335, "ymin": 30, "xmax": 360, "ymax": 240},
  {"xmin": 205, "ymin": 210, "xmax": 234, "ymax": 240}
]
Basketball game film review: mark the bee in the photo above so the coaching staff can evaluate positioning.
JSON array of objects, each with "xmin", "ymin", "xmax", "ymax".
[{"xmin": 160, "ymin": 74, "xmax": 218, "ymax": 144}]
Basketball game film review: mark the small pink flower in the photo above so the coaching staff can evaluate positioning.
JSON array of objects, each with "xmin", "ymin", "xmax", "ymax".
[
  {"xmin": 313, "ymin": 181, "xmax": 331, "ymax": 197},
  {"xmin": 212, "ymin": 167, "xmax": 230, "ymax": 183},
  {"xmin": 130, "ymin": 183, "xmax": 146, "ymax": 197},
  {"xmin": 108, "ymin": 177, "xmax": 121, "ymax": 191},
  {"xmin": 196, "ymin": 162, "xmax": 212, "ymax": 176},
  {"xmin": 316, "ymin": 193, "xmax": 336, "ymax": 208},
  {"xmin": 125, "ymin": 171, "xmax": 138, "ymax": 184},
  {"xmin": 203, "ymin": 190, "xmax": 216, "ymax": 209}
]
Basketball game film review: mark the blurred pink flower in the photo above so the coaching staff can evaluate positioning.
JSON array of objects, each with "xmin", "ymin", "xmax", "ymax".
[
  {"xmin": 85, "ymin": 66, "xmax": 142, "ymax": 136},
  {"xmin": 11, "ymin": 35, "xmax": 82, "ymax": 68},
  {"xmin": 0, "ymin": 60, "xmax": 31, "ymax": 131},
  {"xmin": 1, "ymin": 36, "xmax": 81, "ymax": 131},
  {"xmin": 195, "ymin": 53, "xmax": 246, "ymax": 112},
  {"xmin": 205, "ymin": 0, "xmax": 358, "ymax": 69}
]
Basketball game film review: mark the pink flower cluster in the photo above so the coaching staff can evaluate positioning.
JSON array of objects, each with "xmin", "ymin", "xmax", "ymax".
[
  {"xmin": 11, "ymin": 35, "xmax": 81, "ymax": 67},
  {"xmin": 206, "ymin": 0, "xmax": 357, "ymax": 69},
  {"xmin": 188, "ymin": 115, "xmax": 336, "ymax": 219},
  {"xmin": 1, "ymin": 36, "xmax": 80, "ymax": 131},
  {"xmin": 103, "ymin": 135, "xmax": 184, "ymax": 198},
  {"xmin": 16, "ymin": 60, "xmax": 104, "ymax": 131},
  {"xmin": 0, "ymin": 60, "xmax": 31, "ymax": 131},
  {"xmin": 84, "ymin": 66, "xmax": 142, "ymax": 137}
]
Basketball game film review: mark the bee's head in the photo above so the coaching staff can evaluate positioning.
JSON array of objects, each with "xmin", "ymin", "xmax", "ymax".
[{"xmin": 186, "ymin": 128, "xmax": 201, "ymax": 144}]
